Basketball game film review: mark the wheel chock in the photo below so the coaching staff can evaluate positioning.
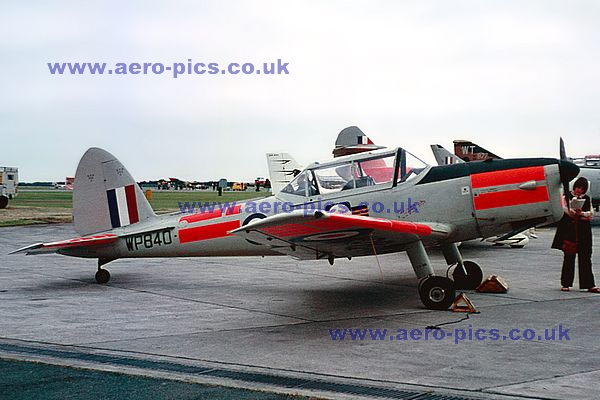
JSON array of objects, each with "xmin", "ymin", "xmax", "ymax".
[
  {"xmin": 451, "ymin": 292, "xmax": 478, "ymax": 313},
  {"xmin": 477, "ymin": 275, "xmax": 508, "ymax": 293}
]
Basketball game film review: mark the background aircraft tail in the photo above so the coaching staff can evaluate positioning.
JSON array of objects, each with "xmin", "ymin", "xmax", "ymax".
[
  {"xmin": 453, "ymin": 140, "xmax": 502, "ymax": 162},
  {"xmin": 266, "ymin": 152, "xmax": 303, "ymax": 194},
  {"xmin": 430, "ymin": 144, "xmax": 465, "ymax": 165},
  {"xmin": 73, "ymin": 148, "xmax": 156, "ymax": 236},
  {"xmin": 332, "ymin": 126, "xmax": 385, "ymax": 157}
]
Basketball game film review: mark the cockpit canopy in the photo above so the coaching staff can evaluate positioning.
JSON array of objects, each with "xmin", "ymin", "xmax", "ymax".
[{"xmin": 280, "ymin": 148, "xmax": 428, "ymax": 197}]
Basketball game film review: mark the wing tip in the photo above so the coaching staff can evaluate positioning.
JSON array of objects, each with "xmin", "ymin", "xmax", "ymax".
[{"xmin": 9, "ymin": 243, "xmax": 44, "ymax": 255}]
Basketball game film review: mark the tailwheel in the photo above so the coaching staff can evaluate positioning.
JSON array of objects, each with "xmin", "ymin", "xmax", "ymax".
[
  {"xmin": 452, "ymin": 260, "xmax": 483, "ymax": 290},
  {"xmin": 418, "ymin": 276, "xmax": 455, "ymax": 310},
  {"xmin": 95, "ymin": 268, "xmax": 110, "ymax": 284}
]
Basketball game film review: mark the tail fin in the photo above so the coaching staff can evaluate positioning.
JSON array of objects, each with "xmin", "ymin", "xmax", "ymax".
[
  {"xmin": 453, "ymin": 140, "xmax": 502, "ymax": 162},
  {"xmin": 266, "ymin": 152, "xmax": 303, "ymax": 194},
  {"xmin": 430, "ymin": 144, "xmax": 465, "ymax": 165},
  {"xmin": 332, "ymin": 126, "xmax": 385, "ymax": 157},
  {"xmin": 73, "ymin": 148, "xmax": 155, "ymax": 235}
]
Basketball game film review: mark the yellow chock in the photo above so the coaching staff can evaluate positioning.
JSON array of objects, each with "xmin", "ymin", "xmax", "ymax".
[
  {"xmin": 451, "ymin": 292, "xmax": 478, "ymax": 313},
  {"xmin": 477, "ymin": 275, "xmax": 508, "ymax": 293}
]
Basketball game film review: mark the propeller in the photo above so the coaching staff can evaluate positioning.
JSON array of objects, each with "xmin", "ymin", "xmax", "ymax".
[
  {"xmin": 558, "ymin": 137, "xmax": 579, "ymax": 205},
  {"xmin": 560, "ymin": 137, "xmax": 568, "ymax": 161}
]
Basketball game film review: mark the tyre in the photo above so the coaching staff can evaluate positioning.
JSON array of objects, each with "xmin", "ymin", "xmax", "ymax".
[
  {"xmin": 418, "ymin": 276, "xmax": 456, "ymax": 310},
  {"xmin": 95, "ymin": 269, "xmax": 111, "ymax": 284},
  {"xmin": 453, "ymin": 260, "xmax": 483, "ymax": 290}
]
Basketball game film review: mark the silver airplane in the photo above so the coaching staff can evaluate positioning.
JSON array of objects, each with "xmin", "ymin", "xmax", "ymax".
[{"xmin": 12, "ymin": 146, "xmax": 579, "ymax": 310}]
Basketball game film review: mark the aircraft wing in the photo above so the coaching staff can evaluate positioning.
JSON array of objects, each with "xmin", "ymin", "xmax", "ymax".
[
  {"xmin": 10, "ymin": 233, "xmax": 119, "ymax": 255},
  {"xmin": 230, "ymin": 210, "xmax": 452, "ymax": 260}
]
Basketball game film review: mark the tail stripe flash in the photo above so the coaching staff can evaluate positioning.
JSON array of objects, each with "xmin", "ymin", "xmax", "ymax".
[{"xmin": 107, "ymin": 185, "xmax": 139, "ymax": 228}]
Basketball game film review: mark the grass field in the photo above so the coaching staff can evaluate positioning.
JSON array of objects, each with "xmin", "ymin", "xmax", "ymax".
[{"xmin": 0, "ymin": 189, "xmax": 268, "ymax": 227}]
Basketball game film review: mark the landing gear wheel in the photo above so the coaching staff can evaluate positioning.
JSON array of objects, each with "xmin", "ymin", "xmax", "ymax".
[
  {"xmin": 0, "ymin": 195, "xmax": 8, "ymax": 209},
  {"xmin": 418, "ymin": 276, "xmax": 456, "ymax": 310},
  {"xmin": 95, "ymin": 268, "xmax": 110, "ymax": 284},
  {"xmin": 452, "ymin": 260, "xmax": 483, "ymax": 290}
]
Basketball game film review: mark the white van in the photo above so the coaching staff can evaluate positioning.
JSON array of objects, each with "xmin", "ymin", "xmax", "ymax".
[{"xmin": 0, "ymin": 167, "xmax": 18, "ymax": 208}]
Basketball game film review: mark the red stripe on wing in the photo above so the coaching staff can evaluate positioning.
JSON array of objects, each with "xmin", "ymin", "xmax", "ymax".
[
  {"xmin": 261, "ymin": 223, "xmax": 321, "ymax": 237},
  {"xmin": 258, "ymin": 214, "xmax": 432, "ymax": 238},
  {"xmin": 322, "ymin": 214, "xmax": 433, "ymax": 235}
]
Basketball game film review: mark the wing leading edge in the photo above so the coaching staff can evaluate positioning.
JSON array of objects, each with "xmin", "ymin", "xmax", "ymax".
[{"xmin": 230, "ymin": 210, "xmax": 452, "ymax": 260}]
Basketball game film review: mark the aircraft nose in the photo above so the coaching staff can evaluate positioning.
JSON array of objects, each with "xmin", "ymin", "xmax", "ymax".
[{"xmin": 559, "ymin": 160, "xmax": 580, "ymax": 183}]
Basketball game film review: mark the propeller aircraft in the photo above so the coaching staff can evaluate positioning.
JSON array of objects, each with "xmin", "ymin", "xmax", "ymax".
[{"xmin": 12, "ymin": 141, "xmax": 580, "ymax": 310}]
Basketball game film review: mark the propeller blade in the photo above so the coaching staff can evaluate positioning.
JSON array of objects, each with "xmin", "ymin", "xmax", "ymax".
[
  {"xmin": 559, "ymin": 138, "xmax": 579, "ymax": 204},
  {"xmin": 560, "ymin": 137, "xmax": 567, "ymax": 160}
]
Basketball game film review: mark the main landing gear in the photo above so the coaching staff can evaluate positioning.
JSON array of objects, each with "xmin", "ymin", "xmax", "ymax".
[
  {"xmin": 452, "ymin": 260, "xmax": 483, "ymax": 290},
  {"xmin": 408, "ymin": 242, "xmax": 484, "ymax": 310},
  {"xmin": 418, "ymin": 276, "xmax": 455, "ymax": 310},
  {"xmin": 95, "ymin": 258, "xmax": 113, "ymax": 284},
  {"xmin": 441, "ymin": 243, "xmax": 483, "ymax": 290},
  {"xmin": 406, "ymin": 241, "xmax": 456, "ymax": 310}
]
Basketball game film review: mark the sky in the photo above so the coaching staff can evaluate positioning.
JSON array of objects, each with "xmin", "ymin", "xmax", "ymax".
[{"xmin": 1, "ymin": 0, "xmax": 599, "ymax": 182}]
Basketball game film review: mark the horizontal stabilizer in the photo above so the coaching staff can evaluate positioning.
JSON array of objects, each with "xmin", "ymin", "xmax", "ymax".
[{"xmin": 10, "ymin": 234, "xmax": 118, "ymax": 255}]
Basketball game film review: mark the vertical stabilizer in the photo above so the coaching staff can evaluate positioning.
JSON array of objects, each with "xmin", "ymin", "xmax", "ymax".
[
  {"xmin": 332, "ymin": 126, "xmax": 385, "ymax": 157},
  {"xmin": 73, "ymin": 148, "xmax": 155, "ymax": 235},
  {"xmin": 453, "ymin": 140, "xmax": 502, "ymax": 162},
  {"xmin": 430, "ymin": 144, "xmax": 466, "ymax": 165},
  {"xmin": 266, "ymin": 152, "xmax": 303, "ymax": 194}
]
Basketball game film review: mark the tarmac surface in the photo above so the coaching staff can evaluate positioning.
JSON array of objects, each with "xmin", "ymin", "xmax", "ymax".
[{"xmin": 1, "ymin": 223, "xmax": 600, "ymax": 400}]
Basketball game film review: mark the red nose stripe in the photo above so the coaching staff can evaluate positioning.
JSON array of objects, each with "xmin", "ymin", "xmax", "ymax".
[
  {"xmin": 471, "ymin": 166, "xmax": 546, "ymax": 189},
  {"xmin": 473, "ymin": 187, "xmax": 549, "ymax": 210}
]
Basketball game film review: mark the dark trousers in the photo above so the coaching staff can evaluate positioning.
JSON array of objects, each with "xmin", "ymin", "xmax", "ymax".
[{"xmin": 561, "ymin": 250, "xmax": 595, "ymax": 289}]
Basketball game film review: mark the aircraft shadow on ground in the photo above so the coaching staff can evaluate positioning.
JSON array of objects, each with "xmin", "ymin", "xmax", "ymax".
[
  {"xmin": 279, "ymin": 277, "xmax": 420, "ymax": 314},
  {"xmin": 23, "ymin": 272, "xmax": 145, "ymax": 291}
]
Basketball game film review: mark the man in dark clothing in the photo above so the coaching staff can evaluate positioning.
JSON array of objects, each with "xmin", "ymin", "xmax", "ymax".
[{"xmin": 552, "ymin": 177, "xmax": 600, "ymax": 292}]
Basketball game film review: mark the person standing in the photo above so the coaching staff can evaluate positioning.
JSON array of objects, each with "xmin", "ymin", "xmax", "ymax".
[{"xmin": 552, "ymin": 177, "xmax": 600, "ymax": 292}]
